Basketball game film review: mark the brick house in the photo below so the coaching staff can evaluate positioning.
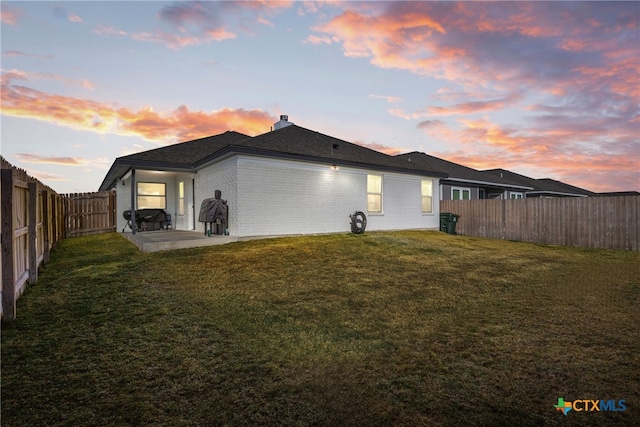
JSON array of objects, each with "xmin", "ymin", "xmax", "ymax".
[{"xmin": 99, "ymin": 116, "xmax": 447, "ymax": 237}]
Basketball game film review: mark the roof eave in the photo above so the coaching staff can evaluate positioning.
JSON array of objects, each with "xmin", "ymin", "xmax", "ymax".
[
  {"xmin": 441, "ymin": 177, "xmax": 534, "ymax": 190},
  {"xmin": 197, "ymin": 145, "xmax": 449, "ymax": 178},
  {"xmin": 100, "ymin": 143, "xmax": 449, "ymax": 191},
  {"xmin": 98, "ymin": 158, "xmax": 195, "ymax": 191},
  {"xmin": 526, "ymin": 191, "xmax": 589, "ymax": 197}
]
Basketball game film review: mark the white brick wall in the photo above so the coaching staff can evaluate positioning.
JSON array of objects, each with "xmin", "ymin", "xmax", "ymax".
[
  {"xmin": 236, "ymin": 156, "xmax": 365, "ymax": 236},
  {"xmin": 194, "ymin": 157, "xmax": 238, "ymax": 234},
  {"xmin": 115, "ymin": 156, "xmax": 441, "ymax": 237},
  {"xmin": 365, "ymin": 172, "xmax": 440, "ymax": 232},
  {"xmin": 234, "ymin": 156, "xmax": 440, "ymax": 237}
]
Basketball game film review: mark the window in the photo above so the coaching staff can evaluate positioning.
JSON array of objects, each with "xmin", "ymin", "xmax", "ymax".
[
  {"xmin": 367, "ymin": 174, "xmax": 382, "ymax": 213},
  {"xmin": 510, "ymin": 192, "xmax": 524, "ymax": 199},
  {"xmin": 452, "ymin": 187, "xmax": 471, "ymax": 200},
  {"xmin": 421, "ymin": 179, "xmax": 433, "ymax": 213},
  {"xmin": 137, "ymin": 182, "xmax": 166, "ymax": 209},
  {"xmin": 178, "ymin": 181, "xmax": 185, "ymax": 215}
]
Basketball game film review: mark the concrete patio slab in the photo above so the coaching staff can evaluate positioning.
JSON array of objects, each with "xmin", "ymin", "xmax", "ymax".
[{"xmin": 123, "ymin": 230, "xmax": 239, "ymax": 252}]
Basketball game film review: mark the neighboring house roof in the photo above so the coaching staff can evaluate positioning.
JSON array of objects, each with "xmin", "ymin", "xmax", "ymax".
[
  {"xmin": 595, "ymin": 191, "xmax": 640, "ymax": 196},
  {"xmin": 396, "ymin": 152, "xmax": 533, "ymax": 191},
  {"xmin": 99, "ymin": 125, "xmax": 447, "ymax": 191},
  {"xmin": 483, "ymin": 169, "xmax": 595, "ymax": 197},
  {"xmin": 537, "ymin": 178, "xmax": 597, "ymax": 197}
]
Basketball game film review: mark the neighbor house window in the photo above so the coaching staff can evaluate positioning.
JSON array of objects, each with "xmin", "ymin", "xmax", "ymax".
[
  {"xmin": 510, "ymin": 192, "xmax": 524, "ymax": 199},
  {"xmin": 421, "ymin": 179, "xmax": 433, "ymax": 213},
  {"xmin": 178, "ymin": 181, "xmax": 185, "ymax": 215},
  {"xmin": 137, "ymin": 182, "xmax": 166, "ymax": 209},
  {"xmin": 452, "ymin": 187, "xmax": 471, "ymax": 200},
  {"xmin": 367, "ymin": 174, "xmax": 382, "ymax": 213}
]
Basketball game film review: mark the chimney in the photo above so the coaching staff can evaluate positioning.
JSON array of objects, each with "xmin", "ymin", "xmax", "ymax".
[{"xmin": 273, "ymin": 114, "xmax": 293, "ymax": 130}]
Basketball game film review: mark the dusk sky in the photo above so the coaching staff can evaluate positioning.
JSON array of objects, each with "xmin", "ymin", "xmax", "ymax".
[{"xmin": 1, "ymin": 1, "xmax": 639, "ymax": 194}]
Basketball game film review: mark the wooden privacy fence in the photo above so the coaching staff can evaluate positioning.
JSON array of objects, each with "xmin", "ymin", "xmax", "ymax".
[
  {"xmin": 1, "ymin": 157, "xmax": 65, "ymax": 321},
  {"xmin": 63, "ymin": 191, "xmax": 116, "ymax": 237},
  {"xmin": 1, "ymin": 157, "xmax": 118, "ymax": 321},
  {"xmin": 441, "ymin": 196, "xmax": 639, "ymax": 251}
]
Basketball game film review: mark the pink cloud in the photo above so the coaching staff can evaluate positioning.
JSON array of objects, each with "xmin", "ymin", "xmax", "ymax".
[
  {"xmin": 1, "ymin": 70, "xmax": 276, "ymax": 142},
  {"xmin": 27, "ymin": 170, "xmax": 70, "ymax": 182},
  {"xmin": 354, "ymin": 141, "xmax": 406, "ymax": 156},
  {"xmin": 1, "ymin": 69, "xmax": 95, "ymax": 91},
  {"xmin": 311, "ymin": 2, "xmax": 638, "ymax": 192},
  {"xmin": 2, "ymin": 50, "xmax": 53, "ymax": 60},
  {"xmin": 68, "ymin": 14, "xmax": 82, "ymax": 23},
  {"xmin": 93, "ymin": 25, "xmax": 128, "ymax": 37},
  {"xmin": 423, "ymin": 118, "xmax": 639, "ymax": 193},
  {"xmin": 311, "ymin": 2, "xmax": 639, "ymax": 98},
  {"xmin": 1, "ymin": 4, "xmax": 22, "ymax": 26},
  {"xmin": 427, "ymin": 93, "xmax": 523, "ymax": 116},
  {"xmin": 120, "ymin": 1, "xmax": 292, "ymax": 49},
  {"xmin": 15, "ymin": 154, "xmax": 111, "ymax": 170},
  {"xmin": 370, "ymin": 94, "xmax": 402, "ymax": 104},
  {"xmin": 130, "ymin": 30, "xmax": 234, "ymax": 49},
  {"xmin": 16, "ymin": 154, "xmax": 84, "ymax": 166}
]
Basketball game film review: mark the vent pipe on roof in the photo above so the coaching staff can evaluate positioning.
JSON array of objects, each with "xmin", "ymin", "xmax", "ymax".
[{"xmin": 274, "ymin": 114, "xmax": 293, "ymax": 130}]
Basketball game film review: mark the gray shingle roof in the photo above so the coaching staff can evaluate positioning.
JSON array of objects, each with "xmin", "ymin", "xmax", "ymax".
[
  {"xmin": 483, "ymin": 169, "xmax": 594, "ymax": 196},
  {"xmin": 99, "ymin": 125, "xmax": 446, "ymax": 191},
  {"xmin": 238, "ymin": 125, "xmax": 446, "ymax": 176},
  {"xmin": 118, "ymin": 130, "xmax": 251, "ymax": 166},
  {"xmin": 396, "ymin": 152, "xmax": 532, "ymax": 190}
]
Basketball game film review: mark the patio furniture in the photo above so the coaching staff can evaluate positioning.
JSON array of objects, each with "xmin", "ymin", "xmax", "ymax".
[
  {"xmin": 198, "ymin": 190, "xmax": 228, "ymax": 236},
  {"xmin": 123, "ymin": 208, "xmax": 169, "ymax": 232}
]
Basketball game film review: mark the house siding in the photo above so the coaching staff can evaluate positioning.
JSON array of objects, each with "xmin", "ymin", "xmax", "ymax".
[
  {"xmin": 194, "ymin": 157, "xmax": 238, "ymax": 235},
  {"xmin": 234, "ymin": 156, "xmax": 440, "ymax": 237},
  {"xmin": 367, "ymin": 172, "xmax": 440, "ymax": 231},
  {"xmin": 115, "ymin": 155, "xmax": 442, "ymax": 237},
  {"xmin": 235, "ymin": 156, "xmax": 362, "ymax": 236}
]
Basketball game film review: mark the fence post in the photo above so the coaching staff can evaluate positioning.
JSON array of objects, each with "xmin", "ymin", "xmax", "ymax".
[
  {"xmin": 1, "ymin": 168, "xmax": 16, "ymax": 321},
  {"xmin": 42, "ymin": 190, "xmax": 50, "ymax": 263},
  {"xmin": 28, "ymin": 181, "xmax": 38, "ymax": 284}
]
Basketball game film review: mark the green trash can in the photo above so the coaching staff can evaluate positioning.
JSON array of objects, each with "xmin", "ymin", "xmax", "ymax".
[{"xmin": 439, "ymin": 212, "xmax": 460, "ymax": 235}]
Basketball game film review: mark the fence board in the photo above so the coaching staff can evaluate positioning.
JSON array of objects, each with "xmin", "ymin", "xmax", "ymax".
[
  {"xmin": 1, "ymin": 157, "xmax": 66, "ymax": 321},
  {"xmin": 441, "ymin": 196, "xmax": 639, "ymax": 251},
  {"xmin": 63, "ymin": 191, "xmax": 116, "ymax": 237}
]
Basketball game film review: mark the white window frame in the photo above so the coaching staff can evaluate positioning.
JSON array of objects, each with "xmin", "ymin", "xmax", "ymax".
[
  {"xmin": 510, "ymin": 192, "xmax": 524, "ymax": 199},
  {"xmin": 367, "ymin": 174, "xmax": 383, "ymax": 213},
  {"xmin": 137, "ymin": 182, "xmax": 166, "ymax": 209},
  {"xmin": 178, "ymin": 181, "xmax": 185, "ymax": 215},
  {"xmin": 451, "ymin": 186, "xmax": 471, "ymax": 200},
  {"xmin": 421, "ymin": 179, "xmax": 433, "ymax": 213}
]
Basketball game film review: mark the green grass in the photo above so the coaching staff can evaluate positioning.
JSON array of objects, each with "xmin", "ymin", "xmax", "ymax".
[{"xmin": 2, "ymin": 231, "xmax": 638, "ymax": 426}]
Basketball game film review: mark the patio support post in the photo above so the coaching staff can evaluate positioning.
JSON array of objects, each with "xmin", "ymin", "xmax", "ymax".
[{"xmin": 130, "ymin": 169, "xmax": 136, "ymax": 235}]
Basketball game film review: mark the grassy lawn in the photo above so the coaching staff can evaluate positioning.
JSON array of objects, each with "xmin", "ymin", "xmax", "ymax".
[{"xmin": 1, "ymin": 231, "xmax": 638, "ymax": 426}]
